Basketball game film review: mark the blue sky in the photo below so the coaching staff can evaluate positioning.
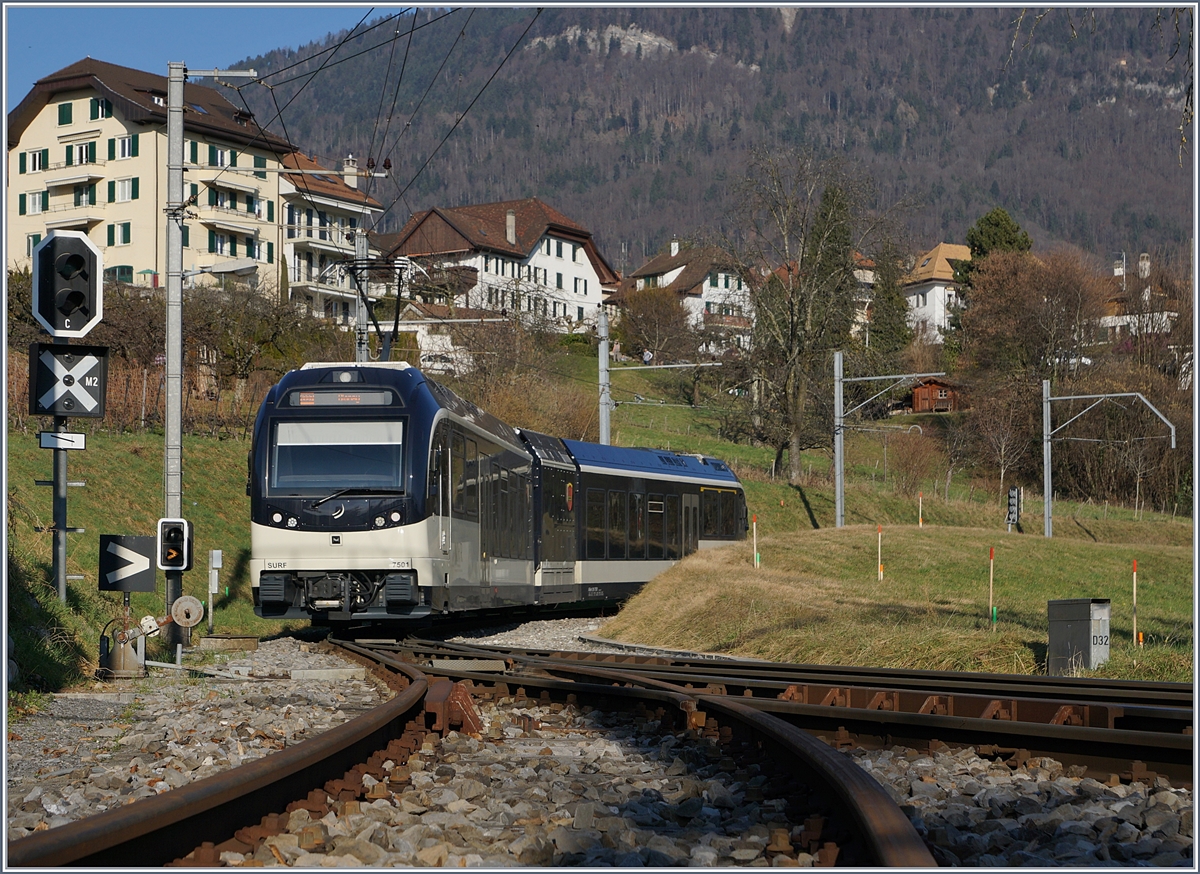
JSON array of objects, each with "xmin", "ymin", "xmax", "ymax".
[{"xmin": 4, "ymin": 5, "xmax": 398, "ymax": 107}]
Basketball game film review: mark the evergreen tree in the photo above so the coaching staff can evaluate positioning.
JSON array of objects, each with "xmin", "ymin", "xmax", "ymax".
[{"xmin": 865, "ymin": 244, "xmax": 912, "ymax": 360}]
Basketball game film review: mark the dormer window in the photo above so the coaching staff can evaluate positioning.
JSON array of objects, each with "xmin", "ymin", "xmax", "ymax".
[{"xmin": 152, "ymin": 95, "xmax": 165, "ymax": 107}]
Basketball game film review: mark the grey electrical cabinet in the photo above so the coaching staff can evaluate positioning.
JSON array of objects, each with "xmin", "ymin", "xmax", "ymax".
[{"xmin": 1047, "ymin": 599, "xmax": 1111, "ymax": 676}]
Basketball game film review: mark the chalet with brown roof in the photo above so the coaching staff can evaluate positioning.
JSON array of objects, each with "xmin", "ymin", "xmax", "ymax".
[
  {"xmin": 909, "ymin": 377, "xmax": 962, "ymax": 413},
  {"xmin": 610, "ymin": 240, "xmax": 752, "ymax": 354},
  {"xmin": 904, "ymin": 242, "xmax": 970, "ymax": 343},
  {"xmin": 8, "ymin": 57, "xmax": 294, "ymax": 287},
  {"xmin": 382, "ymin": 197, "xmax": 618, "ymax": 330}
]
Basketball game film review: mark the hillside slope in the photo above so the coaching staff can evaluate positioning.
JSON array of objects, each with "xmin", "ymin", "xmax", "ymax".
[{"xmin": 224, "ymin": 7, "xmax": 1191, "ymax": 264}]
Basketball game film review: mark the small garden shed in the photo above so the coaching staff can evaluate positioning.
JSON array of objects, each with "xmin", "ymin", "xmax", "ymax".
[{"xmin": 911, "ymin": 378, "xmax": 962, "ymax": 413}]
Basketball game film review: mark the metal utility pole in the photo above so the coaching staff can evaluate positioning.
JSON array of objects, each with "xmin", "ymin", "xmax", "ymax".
[
  {"xmin": 1041, "ymin": 380, "xmax": 1175, "ymax": 538},
  {"xmin": 354, "ymin": 219, "xmax": 370, "ymax": 362},
  {"xmin": 833, "ymin": 350, "xmax": 944, "ymax": 528},
  {"xmin": 598, "ymin": 307, "xmax": 612, "ymax": 444},
  {"xmin": 165, "ymin": 62, "xmax": 255, "ymax": 644}
]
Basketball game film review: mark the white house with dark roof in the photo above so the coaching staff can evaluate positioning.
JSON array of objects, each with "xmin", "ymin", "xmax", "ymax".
[
  {"xmin": 280, "ymin": 152, "xmax": 384, "ymax": 324},
  {"xmin": 380, "ymin": 197, "xmax": 620, "ymax": 330}
]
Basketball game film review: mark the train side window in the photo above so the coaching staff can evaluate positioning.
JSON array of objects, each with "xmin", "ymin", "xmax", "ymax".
[
  {"xmin": 464, "ymin": 439, "xmax": 478, "ymax": 517},
  {"xmin": 451, "ymin": 431, "xmax": 466, "ymax": 514},
  {"xmin": 629, "ymin": 493, "xmax": 645, "ymax": 559},
  {"xmin": 519, "ymin": 474, "xmax": 531, "ymax": 560},
  {"xmin": 647, "ymin": 495, "xmax": 664, "ymax": 559},
  {"xmin": 664, "ymin": 495, "xmax": 679, "ymax": 559},
  {"xmin": 720, "ymin": 490, "xmax": 737, "ymax": 537},
  {"xmin": 607, "ymin": 490, "xmax": 627, "ymax": 559},
  {"xmin": 429, "ymin": 421, "xmax": 450, "ymax": 516},
  {"xmin": 488, "ymin": 460, "xmax": 501, "ymax": 556},
  {"xmin": 499, "ymin": 468, "xmax": 510, "ymax": 557},
  {"xmin": 702, "ymin": 490, "xmax": 718, "ymax": 537},
  {"xmin": 585, "ymin": 489, "xmax": 605, "ymax": 559}
]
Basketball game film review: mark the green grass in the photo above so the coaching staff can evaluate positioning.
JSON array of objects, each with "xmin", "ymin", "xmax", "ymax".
[
  {"xmin": 7, "ymin": 366, "xmax": 1193, "ymax": 689},
  {"xmin": 7, "ymin": 429, "xmax": 307, "ymax": 692}
]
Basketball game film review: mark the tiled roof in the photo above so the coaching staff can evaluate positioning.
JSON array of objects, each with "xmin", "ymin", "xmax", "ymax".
[
  {"xmin": 387, "ymin": 197, "xmax": 619, "ymax": 285},
  {"xmin": 7, "ymin": 57, "xmax": 293, "ymax": 152},
  {"xmin": 281, "ymin": 152, "xmax": 382, "ymax": 210},
  {"xmin": 630, "ymin": 245, "xmax": 732, "ymax": 296},
  {"xmin": 906, "ymin": 243, "xmax": 971, "ymax": 286},
  {"xmin": 400, "ymin": 301, "xmax": 493, "ymax": 321}
]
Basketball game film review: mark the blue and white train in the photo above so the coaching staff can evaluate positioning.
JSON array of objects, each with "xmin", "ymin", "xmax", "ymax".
[{"xmin": 248, "ymin": 362, "xmax": 746, "ymax": 628}]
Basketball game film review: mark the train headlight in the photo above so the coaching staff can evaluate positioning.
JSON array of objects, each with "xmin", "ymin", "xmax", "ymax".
[
  {"xmin": 390, "ymin": 511, "xmax": 401, "ymax": 523},
  {"xmin": 272, "ymin": 512, "xmax": 283, "ymax": 524},
  {"xmin": 287, "ymin": 516, "xmax": 298, "ymax": 528},
  {"xmin": 374, "ymin": 516, "xmax": 386, "ymax": 528}
]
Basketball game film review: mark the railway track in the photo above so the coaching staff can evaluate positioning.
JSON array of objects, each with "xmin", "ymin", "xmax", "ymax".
[
  {"xmin": 7, "ymin": 640, "xmax": 936, "ymax": 867},
  {"xmin": 389, "ymin": 637, "xmax": 1194, "ymax": 789}
]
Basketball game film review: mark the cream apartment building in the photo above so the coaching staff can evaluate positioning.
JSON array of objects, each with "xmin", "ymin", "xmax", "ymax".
[{"xmin": 8, "ymin": 58, "xmax": 294, "ymax": 290}]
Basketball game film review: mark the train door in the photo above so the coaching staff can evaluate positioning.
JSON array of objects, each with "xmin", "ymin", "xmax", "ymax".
[{"xmin": 682, "ymin": 493, "xmax": 699, "ymax": 555}]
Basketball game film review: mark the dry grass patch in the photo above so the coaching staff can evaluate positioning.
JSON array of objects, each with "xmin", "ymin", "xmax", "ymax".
[{"xmin": 600, "ymin": 525, "xmax": 1193, "ymax": 680}]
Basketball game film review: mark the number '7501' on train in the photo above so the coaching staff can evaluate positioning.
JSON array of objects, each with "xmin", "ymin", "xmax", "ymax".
[{"xmin": 248, "ymin": 362, "xmax": 746, "ymax": 627}]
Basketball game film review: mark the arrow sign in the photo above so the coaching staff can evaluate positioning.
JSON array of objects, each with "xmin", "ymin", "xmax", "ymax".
[{"xmin": 98, "ymin": 535, "xmax": 156, "ymax": 592}]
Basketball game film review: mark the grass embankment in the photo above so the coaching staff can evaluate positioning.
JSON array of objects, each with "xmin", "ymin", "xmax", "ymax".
[{"xmin": 7, "ymin": 430, "xmax": 306, "ymax": 691}]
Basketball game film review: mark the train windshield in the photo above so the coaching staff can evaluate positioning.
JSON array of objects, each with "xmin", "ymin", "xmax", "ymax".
[{"xmin": 268, "ymin": 420, "xmax": 405, "ymax": 495}]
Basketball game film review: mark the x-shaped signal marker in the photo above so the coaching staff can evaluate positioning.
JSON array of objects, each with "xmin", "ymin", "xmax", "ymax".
[{"xmin": 39, "ymin": 350, "xmax": 100, "ymax": 412}]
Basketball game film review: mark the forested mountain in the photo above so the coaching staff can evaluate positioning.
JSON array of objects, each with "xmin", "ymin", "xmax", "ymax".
[{"xmin": 223, "ymin": 7, "xmax": 1192, "ymax": 272}]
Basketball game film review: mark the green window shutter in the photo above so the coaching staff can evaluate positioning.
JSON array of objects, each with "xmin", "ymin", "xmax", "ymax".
[
  {"xmin": 32, "ymin": 234, "xmax": 41, "ymax": 248},
  {"xmin": 190, "ymin": 183, "xmax": 198, "ymax": 199},
  {"xmin": 181, "ymin": 225, "xmax": 190, "ymax": 248},
  {"xmin": 59, "ymin": 102, "xmax": 72, "ymax": 125},
  {"xmin": 208, "ymin": 186, "xmax": 217, "ymax": 206},
  {"xmin": 190, "ymin": 140, "xmax": 198, "ymax": 164},
  {"xmin": 108, "ymin": 138, "xmax": 116, "ymax": 161},
  {"xmin": 209, "ymin": 144, "xmax": 217, "ymax": 166},
  {"xmin": 88, "ymin": 183, "xmax": 96, "ymax": 204},
  {"xmin": 246, "ymin": 194, "xmax": 254, "ymax": 213},
  {"xmin": 267, "ymin": 200, "xmax": 274, "ymax": 222},
  {"xmin": 65, "ymin": 145, "xmax": 73, "ymax": 166},
  {"xmin": 18, "ymin": 194, "xmax": 26, "ymax": 215},
  {"xmin": 230, "ymin": 150, "xmax": 237, "ymax": 167},
  {"xmin": 18, "ymin": 152, "xmax": 26, "ymax": 174},
  {"xmin": 130, "ymin": 134, "xmax": 138, "ymax": 157},
  {"xmin": 41, "ymin": 148, "xmax": 49, "ymax": 169},
  {"xmin": 108, "ymin": 181, "xmax": 116, "ymax": 202},
  {"xmin": 229, "ymin": 237, "xmax": 237, "ymax": 257},
  {"xmin": 131, "ymin": 178, "xmax": 139, "ymax": 200},
  {"xmin": 267, "ymin": 241, "xmax": 274, "ymax": 264},
  {"xmin": 89, "ymin": 141, "xmax": 96, "ymax": 163},
  {"xmin": 90, "ymin": 97, "xmax": 99, "ymax": 120},
  {"xmin": 246, "ymin": 236, "xmax": 254, "ymax": 256},
  {"xmin": 107, "ymin": 224, "xmax": 115, "ymax": 247},
  {"xmin": 123, "ymin": 223, "xmax": 131, "ymax": 244},
  {"xmin": 74, "ymin": 185, "xmax": 82, "ymax": 207},
  {"xmin": 254, "ymin": 155, "xmax": 267, "ymax": 179},
  {"xmin": 208, "ymin": 230, "xmax": 217, "ymax": 253}
]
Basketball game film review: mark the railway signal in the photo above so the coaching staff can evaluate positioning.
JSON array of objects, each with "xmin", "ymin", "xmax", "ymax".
[
  {"xmin": 32, "ymin": 231, "xmax": 103, "ymax": 338},
  {"xmin": 156, "ymin": 518, "xmax": 193, "ymax": 571}
]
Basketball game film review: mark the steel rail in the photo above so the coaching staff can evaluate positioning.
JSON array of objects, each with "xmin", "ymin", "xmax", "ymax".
[
  {"xmin": 398, "ymin": 642, "xmax": 1194, "ymax": 789},
  {"xmin": 395, "ymin": 636, "xmax": 1192, "ymax": 707},
  {"xmin": 389, "ymin": 649, "xmax": 936, "ymax": 866},
  {"xmin": 7, "ymin": 661, "xmax": 428, "ymax": 868}
]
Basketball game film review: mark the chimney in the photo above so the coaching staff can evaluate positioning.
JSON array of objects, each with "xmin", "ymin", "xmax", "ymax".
[
  {"xmin": 506, "ymin": 210, "xmax": 516, "ymax": 245},
  {"xmin": 343, "ymin": 154, "xmax": 358, "ymax": 189},
  {"xmin": 670, "ymin": 238, "xmax": 680, "ymax": 257}
]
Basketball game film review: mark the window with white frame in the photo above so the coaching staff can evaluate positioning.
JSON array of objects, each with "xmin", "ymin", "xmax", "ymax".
[
  {"xmin": 69, "ymin": 142, "xmax": 95, "ymax": 165},
  {"xmin": 26, "ymin": 150, "xmax": 45, "ymax": 172},
  {"xmin": 118, "ymin": 136, "xmax": 135, "ymax": 159},
  {"xmin": 214, "ymin": 233, "xmax": 228, "ymax": 255},
  {"xmin": 574, "ymin": 277, "xmax": 588, "ymax": 294},
  {"xmin": 107, "ymin": 222, "xmax": 131, "ymax": 246},
  {"xmin": 115, "ymin": 178, "xmax": 135, "ymax": 202},
  {"xmin": 25, "ymin": 191, "xmax": 46, "ymax": 214},
  {"xmin": 919, "ymin": 292, "xmax": 928, "ymax": 307}
]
